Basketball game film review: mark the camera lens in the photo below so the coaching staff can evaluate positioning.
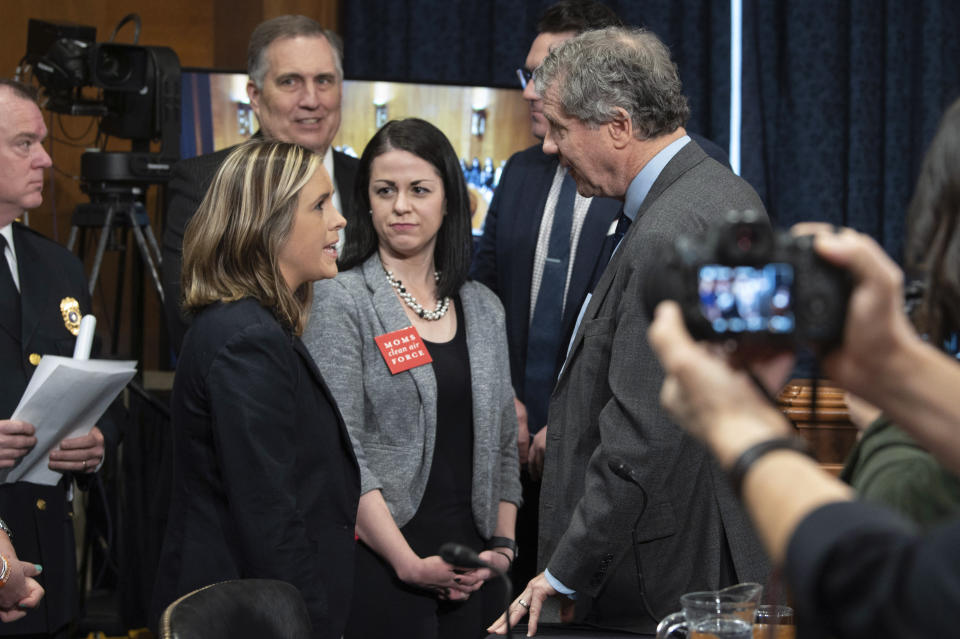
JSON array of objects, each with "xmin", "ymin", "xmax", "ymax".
[{"xmin": 96, "ymin": 49, "xmax": 131, "ymax": 86}]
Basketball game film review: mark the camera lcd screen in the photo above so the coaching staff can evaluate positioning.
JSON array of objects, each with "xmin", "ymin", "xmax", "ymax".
[{"xmin": 697, "ymin": 263, "xmax": 795, "ymax": 334}]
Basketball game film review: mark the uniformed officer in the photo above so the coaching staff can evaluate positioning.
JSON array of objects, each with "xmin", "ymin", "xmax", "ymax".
[{"xmin": 0, "ymin": 78, "xmax": 120, "ymax": 637}]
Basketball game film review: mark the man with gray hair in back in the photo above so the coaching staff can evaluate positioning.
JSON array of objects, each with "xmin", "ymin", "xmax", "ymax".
[
  {"xmin": 489, "ymin": 27, "xmax": 770, "ymax": 636},
  {"xmin": 161, "ymin": 14, "xmax": 357, "ymax": 353}
]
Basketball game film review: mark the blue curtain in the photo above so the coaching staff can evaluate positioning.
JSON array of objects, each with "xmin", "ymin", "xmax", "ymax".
[
  {"xmin": 740, "ymin": 0, "xmax": 960, "ymax": 260},
  {"xmin": 341, "ymin": 0, "xmax": 960, "ymax": 260}
]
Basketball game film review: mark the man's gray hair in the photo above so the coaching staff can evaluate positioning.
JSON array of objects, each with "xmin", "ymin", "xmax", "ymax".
[
  {"xmin": 535, "ymin": 27, "xmax": 689, "ymax": 140},
  {"xmin": 247, "ymin": 15, "xmax": 344, "ymax": 89}
]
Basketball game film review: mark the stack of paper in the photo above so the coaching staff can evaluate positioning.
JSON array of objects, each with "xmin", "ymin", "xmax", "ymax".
[{"xmin": 2, "ymin": 356, "xmax": 136, "ymax": 486}]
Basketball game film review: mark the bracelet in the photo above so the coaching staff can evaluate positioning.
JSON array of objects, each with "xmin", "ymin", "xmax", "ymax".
[
  {"xmin": 0, "ymin": 554, "xmax": 9, "ymax": 588},
  {"xmin": 493, "ymin": 550, "xmax": 514, "ymax": 565},
  {"xmin": 728, "ymin": 436, "xmax": 815, "ymax": 498},
  {"xmin": 485, "ymin": 536, "xmax": 518, "ymax": 561},
  {"xmin": 0, "ymin": 517, "xmax": 11, "ymax": 540}
]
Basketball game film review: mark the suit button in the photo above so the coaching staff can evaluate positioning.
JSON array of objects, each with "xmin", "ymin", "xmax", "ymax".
[
  {"xmin": 29, "ymin": 353, "xmax": 41, "ymax": 366},
  {"xmin": 604, "ymin": 554, "xmax": 614, "ymax": 561},
  {"xmin": 36, "ymin": 499, "xmax": 47, "ymax": 511}
]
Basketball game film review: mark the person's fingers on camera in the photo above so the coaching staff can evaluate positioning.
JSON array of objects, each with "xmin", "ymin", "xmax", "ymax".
[
  {"xmin": 790, "ymin": 221, "xmax": 838, "ymax": 238},
  {"xmin": 810, "ymin": 228, "xmax": 902, "ymax": 293}
]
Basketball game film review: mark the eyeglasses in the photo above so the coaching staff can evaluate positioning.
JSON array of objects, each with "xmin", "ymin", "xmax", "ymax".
[{"xmin": 516, "ymin": 68, "xmax": 533, "ymax": 90}]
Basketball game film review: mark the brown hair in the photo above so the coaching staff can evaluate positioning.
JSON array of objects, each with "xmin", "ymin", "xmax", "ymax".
[
  {"xmin": 181, "ymin": 139, "xmax": 321, "ymax": 334},
  {"xmin": 905, "ymin": 97, "xmax": 960, "ymax": 346}
]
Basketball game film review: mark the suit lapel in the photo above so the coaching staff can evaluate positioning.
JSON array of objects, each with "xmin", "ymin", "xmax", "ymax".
[
  {"xmin": 459, "ymin": 287, "xmax": 495, "ymax": 470},
  {"xmin": 0, "ymin": 234, "xmax": 18, "ymax": 341},
  {"xmin": 291, "ymin": 336, "xmax": 359, "ymax": 468},
  {"xmin": 556, "ymin": 143, "xmax": 707, "ymax": 385},
  {"xmin": 361, "ymin": 255, "xmax": 436, "ymax": 406},
  {"xmin": 508, "ymin": 152, "xmax": 558, "ymax": 345},
  {"xmin": 13, "ymin": 225, "xmax": 64, "ymax": 348},
  {"xmin": 333, "ymin": 151, "xmax": 358, "ymax": 218},
  {"xmin": 564, "ymin": 198, "xmax": 621, "ymax": 330}
]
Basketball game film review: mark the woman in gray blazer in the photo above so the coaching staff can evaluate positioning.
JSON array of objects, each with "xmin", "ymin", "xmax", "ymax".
[{"xmin": 304, "ymin": 119, "xmax": 521, "ymax": 639}]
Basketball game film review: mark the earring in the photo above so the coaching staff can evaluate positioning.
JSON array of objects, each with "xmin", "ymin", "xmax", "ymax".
[{"xmin": 368, "ymin": 209, "xmax": 373, "ymax": 215}]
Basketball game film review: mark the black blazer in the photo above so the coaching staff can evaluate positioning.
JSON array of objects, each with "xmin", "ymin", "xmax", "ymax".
[
  {"xmin": 161, "ymin": 146, "xmax": 359, "ymax": 354},
  {"xmin": 0, "ymin": 223, "xmax": 123, "ymax": 635},
  {"xmin": 150, "ymin": 298, "xmax": 360, "ymax": 639},
  {"xmin": 470, "ymin": 144, "xmax": 621, "ymax": 406}
]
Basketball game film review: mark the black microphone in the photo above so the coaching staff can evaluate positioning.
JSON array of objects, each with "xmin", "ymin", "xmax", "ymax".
[
  {"xmin": 608, "ymin": 457, "xmax": 641, "ymax": 486},
  {"xmin": 607, "ymin": 457, "xmax": 658, "ymax": 623},
  {"xmin": 438, "ymin": 542, "xmax": 514, "ymax": 638},
  {"xmin": 439, "ymin": 542, "xmax": 492, "ymax": 570}
]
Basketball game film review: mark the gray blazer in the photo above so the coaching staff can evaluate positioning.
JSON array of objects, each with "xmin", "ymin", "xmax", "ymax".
[
  {"xmin": 538, "ymin": 141, "xmax": 770, "ymax": 631},
  {"xmin": 303, "ymin": 253, "xmax": 522, "ymax": 537}
]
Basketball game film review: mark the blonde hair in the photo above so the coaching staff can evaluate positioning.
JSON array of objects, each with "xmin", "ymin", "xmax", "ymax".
[{"xmin": 181, "ymin": 139, "xmax": 321, "ymax": 334}]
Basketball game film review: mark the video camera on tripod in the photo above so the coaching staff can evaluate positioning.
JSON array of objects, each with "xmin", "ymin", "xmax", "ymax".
[{"xmin": 23, "ymin": 15, "xmax": 181, "ymax": 305}]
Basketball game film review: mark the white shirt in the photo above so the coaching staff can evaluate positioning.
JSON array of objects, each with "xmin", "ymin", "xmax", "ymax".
[{"xmin": 529, "ymin": 165, "xmax": 592, "ymax": 321}]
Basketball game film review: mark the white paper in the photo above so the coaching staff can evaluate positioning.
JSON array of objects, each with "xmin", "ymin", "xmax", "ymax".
[
  {"xmin": 2, "ymin": 355, "xmax": 136, "ymax": 486},
  {"xmin": 72, "ymin": 315, "xmax": 97, "ymax": 360}
]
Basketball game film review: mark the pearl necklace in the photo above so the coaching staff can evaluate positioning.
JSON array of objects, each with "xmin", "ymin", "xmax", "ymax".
[{"xmin": 383, "ymin": 268, "xmax": 451, "ymax": 321}]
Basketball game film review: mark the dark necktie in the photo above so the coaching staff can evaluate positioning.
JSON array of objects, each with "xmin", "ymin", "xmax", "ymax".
[
  {"xmin": 0, "ymin": 235, "xmax": 21, "ymax": 336},
  {"xmin": 523, "ymin": 172, "xmax": 577, "ymax": 432},
  {"xmin": 588, "ymin": 211, "xmax": 631, "ymax": 292}
]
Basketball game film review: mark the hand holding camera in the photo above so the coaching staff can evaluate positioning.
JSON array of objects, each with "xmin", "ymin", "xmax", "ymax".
[{"xmin": 645, "ymin": 210, "xmax": 852, "ymax": 348}]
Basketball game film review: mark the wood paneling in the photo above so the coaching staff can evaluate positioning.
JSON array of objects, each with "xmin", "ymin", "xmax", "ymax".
[
  {"xmin": 334, "ymin": 80, "xmax": 536, "ymax": 169},
  {"xmin": 778, "ymin": 379, "xmax": 858, "ymax": 466}
]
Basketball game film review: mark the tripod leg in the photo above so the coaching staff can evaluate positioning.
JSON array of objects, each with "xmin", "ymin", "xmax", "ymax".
[
  {"xmin": 89, "ymin": 207, "xmax": 117, "ymax": 297},
  {"xmin": 126, "ymin": 207, "xmax": 165, "ymax": 303},
  {"xmin": 142, "ymin": 221, "xmax": 163, "ymax": 266}
]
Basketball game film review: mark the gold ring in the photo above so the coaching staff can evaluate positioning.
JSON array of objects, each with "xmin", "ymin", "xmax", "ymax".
[{"xmin": 518, "ymin": 598, "xmax": 530, "ymax": 609}]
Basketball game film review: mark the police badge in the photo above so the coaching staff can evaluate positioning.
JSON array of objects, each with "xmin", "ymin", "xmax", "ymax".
[{"xmin": 60, "ymin": 297, "xmax": 82, "ymax": 336}]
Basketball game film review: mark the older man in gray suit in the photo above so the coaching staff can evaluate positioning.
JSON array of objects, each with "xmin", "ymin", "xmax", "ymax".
[{"xmin": 489, "ymin": 27, "xmax": 770, "ymax": 636}]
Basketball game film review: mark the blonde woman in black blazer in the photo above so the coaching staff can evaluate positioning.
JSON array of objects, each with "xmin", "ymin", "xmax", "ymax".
[{"xmin": 151, "ymin": 140, "xmax": 358, "ymax": 639}]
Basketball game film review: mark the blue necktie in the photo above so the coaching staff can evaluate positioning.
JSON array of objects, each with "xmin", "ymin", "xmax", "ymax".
[
  {"xmin": 587, "ymin": 211, "xmax": 631, "ymax": 292},
  {"xmin": 523, "ymin": 172, "xmax": 577, "ymax": 432}
]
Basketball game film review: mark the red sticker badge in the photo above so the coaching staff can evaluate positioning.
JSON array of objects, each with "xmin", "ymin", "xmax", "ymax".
[{"xmin": 375, "ymin": 326, "xmax": 433, "ymax": 375}]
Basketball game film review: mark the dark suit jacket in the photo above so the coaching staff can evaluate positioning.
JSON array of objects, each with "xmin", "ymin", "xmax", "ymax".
[
  {"xmin": 0, "ymin": 223, "xmax": 123, "ymax": 635},
  {"xmin": 470, "ymin": 144, "xmax": 621, "ymax": 412},
  {"xmin": 788, "ymin": 500, "xmax": 958, "ymax": 638},
  {"xmin": 161, "ymin": 146, "xmax": 359, "ymax": 354},
  {"xmin": 538, "ymin": 142, "xmax": 770, "ymax": 632},
  {"xmin": 150, "ymin": 298, "xmax": 360, "ymax": 638}
]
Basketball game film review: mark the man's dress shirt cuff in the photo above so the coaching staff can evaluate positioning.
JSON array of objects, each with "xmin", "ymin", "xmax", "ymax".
[{"xmin": 544, "ymin": 568, "xmax": 577, "ymax": 599}]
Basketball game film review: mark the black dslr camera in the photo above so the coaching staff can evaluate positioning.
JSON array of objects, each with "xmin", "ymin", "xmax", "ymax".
[{"xmin": 645, "ymin": 210, "xmax": 851, "ymax": 345}]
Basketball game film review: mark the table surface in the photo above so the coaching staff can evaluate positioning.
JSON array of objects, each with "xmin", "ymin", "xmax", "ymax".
[{"xmin": 484, "ymin": 623, "xmax": 654, "ymax": 638}]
